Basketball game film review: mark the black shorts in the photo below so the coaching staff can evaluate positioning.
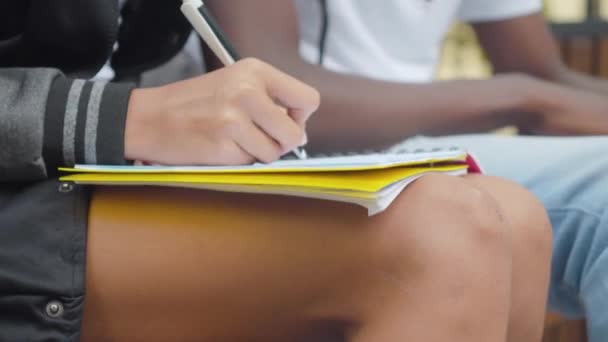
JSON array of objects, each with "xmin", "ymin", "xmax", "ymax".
[{"xmin": 0, "ymin": 180, "xmax": 90, "ymax": 342}]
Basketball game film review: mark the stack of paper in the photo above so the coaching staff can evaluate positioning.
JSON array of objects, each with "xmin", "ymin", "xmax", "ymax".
[{"xmin": 60, "ymin": 148, "xmax": 473, "ymax": 215}]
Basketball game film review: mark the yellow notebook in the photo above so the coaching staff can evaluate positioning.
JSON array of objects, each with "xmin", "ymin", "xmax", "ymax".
[{"xmin": 60, "ymin": 148, "xmax": 472, "ymax": 215}]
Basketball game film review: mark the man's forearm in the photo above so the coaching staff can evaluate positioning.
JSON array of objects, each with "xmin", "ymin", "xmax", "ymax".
[
  {"xmin": 551, "ymin": 66, "xmax": 608, "ymax": 96},
  {"xmin": 271, "ymin": 60, "xmax": 537, "ymax": 152}
]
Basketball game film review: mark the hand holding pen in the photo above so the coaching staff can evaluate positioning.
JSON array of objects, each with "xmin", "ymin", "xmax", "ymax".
[
  {"xmin": 125, "ymin": 56, "xmax": 319, "ymax": 166},
  {"xmin": 123, "ymin": 1, "xmax": 318, "ymax": 166},
  {"xmin": 181, "ymin": 0, "xmax": 310, "ymax": 160}
]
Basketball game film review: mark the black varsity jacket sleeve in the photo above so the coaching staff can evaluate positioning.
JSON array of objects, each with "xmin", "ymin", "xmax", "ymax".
[{"xmin": 0, "ymin": 68, "xmax": 134, "ymax": 182}]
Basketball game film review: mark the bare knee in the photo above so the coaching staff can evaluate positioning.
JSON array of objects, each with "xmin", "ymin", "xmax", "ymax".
[
  {"xmin": 368, "ymin": 174, "xmax": 514, "ymax": 279},
  {"xmin": 463, "ymin": 175, "xmax": 553, "ymax": 262},
  {"xmin": 342, "ymin": 174, "xmax": 514, "ymax": 326}
]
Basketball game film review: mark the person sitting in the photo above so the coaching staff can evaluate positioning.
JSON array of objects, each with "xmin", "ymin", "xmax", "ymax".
[{"xmin": 0, "ymin": 1, "xmax": 552, "ymax": 341}]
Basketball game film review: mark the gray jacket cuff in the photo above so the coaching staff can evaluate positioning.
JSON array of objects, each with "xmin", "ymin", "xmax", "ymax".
[{"xmin": 43, "ymin": 75, "xmax": 135, "ymax": 172}]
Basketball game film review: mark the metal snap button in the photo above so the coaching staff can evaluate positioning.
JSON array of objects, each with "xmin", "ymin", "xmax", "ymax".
[
  {"xmin": 58, "ymin": 182, "xmax": 74, "ymax": 193},
  {"xmin": 46, "ymin": 301, "xmax": 64, "ymax": 318}
]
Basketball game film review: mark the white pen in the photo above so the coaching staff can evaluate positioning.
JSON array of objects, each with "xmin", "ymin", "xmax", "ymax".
[{"xmin": 180, "ymin": 0, "xmax": 308, "ymax": 160}]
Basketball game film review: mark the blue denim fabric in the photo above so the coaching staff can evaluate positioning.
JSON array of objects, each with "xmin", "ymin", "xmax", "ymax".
[{"xmin": 396, "ymin": 135, "xmax": 608, "ymax": 342}]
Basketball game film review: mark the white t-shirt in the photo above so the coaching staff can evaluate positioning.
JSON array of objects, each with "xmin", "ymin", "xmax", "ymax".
[{"xmin": 295, "ymin": 0, "xmax": 542, "ymax": 83}]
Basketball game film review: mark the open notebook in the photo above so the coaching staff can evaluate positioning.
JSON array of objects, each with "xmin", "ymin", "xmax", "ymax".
[{"xmin": 60, "ymin": 147, "xmax": 479, "ymax": 215}]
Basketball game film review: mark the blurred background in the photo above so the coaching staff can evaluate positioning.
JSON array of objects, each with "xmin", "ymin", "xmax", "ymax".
[{"xmin": 438, "ymin": 0, "xmax": 608, "ymax": 79}]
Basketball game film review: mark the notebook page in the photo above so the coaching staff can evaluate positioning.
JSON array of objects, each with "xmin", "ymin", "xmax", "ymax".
[{"xmin": 64, "ymin": 147, "xmax": 467, "ymax": 174}]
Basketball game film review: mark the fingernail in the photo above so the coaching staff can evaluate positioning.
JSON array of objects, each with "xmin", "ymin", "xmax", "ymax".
[{"xmin": 301, "ymin": 134, "xmax": 308, "ymax": 146}]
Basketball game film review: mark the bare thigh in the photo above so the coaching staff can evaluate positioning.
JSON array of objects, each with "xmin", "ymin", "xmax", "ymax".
[
  {"xmin": 81, "ymin": 173, "xmax": 518, "ymax": 342},
  {"xmin": 81, "ymin": 187, "xmax": 402, "ymax": 341}
]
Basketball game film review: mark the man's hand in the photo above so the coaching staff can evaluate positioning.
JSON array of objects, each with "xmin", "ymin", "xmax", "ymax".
[
  {"xmin": 521, "ymin": 77, "xmax": 608, "ymax": 135},
  {"xmin": 124, "ymin": 58, "xmax": 320, "ymax": 165}
]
